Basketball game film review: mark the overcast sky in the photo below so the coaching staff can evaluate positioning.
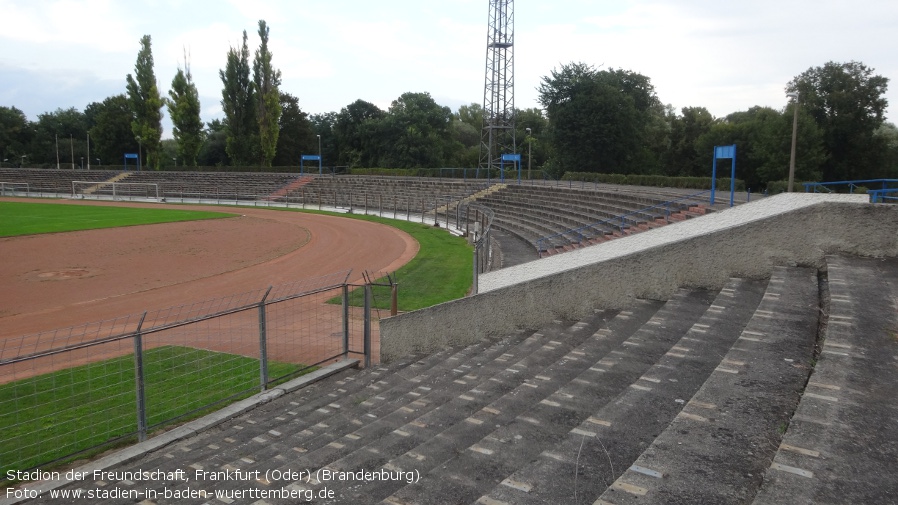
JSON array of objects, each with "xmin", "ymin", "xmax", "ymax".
[{"xmin": 1, "ymin": 0, "xmax": 896, "ymax": 134}]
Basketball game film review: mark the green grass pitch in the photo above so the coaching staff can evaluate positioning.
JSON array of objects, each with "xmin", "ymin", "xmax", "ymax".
[
  {"xmin": 0, "ymin": 201, "xmax": 234, "ymax": 237},
  {"xmin": 0, "ymin": 346, "xmax": 306, "ymax": 476}
]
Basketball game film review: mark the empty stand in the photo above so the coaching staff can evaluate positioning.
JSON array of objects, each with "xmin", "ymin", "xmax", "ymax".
[{"xmin": 41, "ymin": 264, "xmax": 838, "ymax": 505}]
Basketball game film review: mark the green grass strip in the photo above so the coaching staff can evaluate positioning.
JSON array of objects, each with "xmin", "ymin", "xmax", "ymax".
[
  {"xmin": 0, "ymin": 346, "xmax": 304, "ymax": 475},
  {"xmin": 0, "ymin": 201, "xmax": 234, "ymax": 237},
  {"xmin": 290, "ymin": 209, "xmax": 473, "ymax": 311}
]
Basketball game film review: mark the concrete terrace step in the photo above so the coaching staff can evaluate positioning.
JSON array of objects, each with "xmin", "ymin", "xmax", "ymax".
[
  {"xmin": 273, "ymin": 327, "xmax": 565, "ymax": 470},
  {"xmin": 751, "ymin": 255, "xmax": 898, "ymax": 505},
  {"xmin": 159, "ymin": 332, "xmax": 535, "ymax": 477},
  {"xmin": 354, "ymin": 290, "xmax": 716, "ymax": 505},
  {"xmin": 315, "ymin": 311, "xmax": 630, "ymax": 503},
  {"xmin": 597, "ymin": 266, "xmax": 819, "ymax": 505},
  {"xmin": 477, "ymin": 277, "xmax": 769, "ymax": 505},
  {"xmin": 380, "ymin": 290, "xmax": 721, "ymax": 505}
]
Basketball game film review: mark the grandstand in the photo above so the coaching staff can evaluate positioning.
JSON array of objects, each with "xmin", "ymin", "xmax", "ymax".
[
  {"xmin": 1, "ymin": 169, "xmax": 732, "ymax": 262},
  {"xmin": 6, "ymin": 191, "xmax": 896, "ymax": 505}
]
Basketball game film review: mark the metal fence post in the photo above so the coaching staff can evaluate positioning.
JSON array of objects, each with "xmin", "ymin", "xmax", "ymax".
[
  {"xmin": 258, "ymin": 286, "xmax": 273, "ymax": 391},
  {"xmin": 342, "ymin": 284, "xmax": 350, "ymax": 357},
  {"xmin": 391, "ymin": 282, "xmax": 398, "ymax": 317},
  {"xmin": 363, "ymin": 284, "xmax": 372, "ymax": 368},
  {"xmin": 472, "ymin": 243, "xmax": 479, "ymax": 295},
  {"xmin": 133, "ymin": 312, "xmax": 148, "ymax": 442}
]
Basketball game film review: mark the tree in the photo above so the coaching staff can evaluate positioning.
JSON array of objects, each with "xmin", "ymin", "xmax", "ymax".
[
  {"xmin": 450, "ymin": 104, "xmax": 483, "ymax": 168},
  {"xmin": 696, "ymin": 106, "xmax": 824, "ymax": 189},
  {"xmin": 666, "ymin": 106, "xmax": 716, "ymax": 176},
  {"xmin": 538, "ymin": 63, "xmax": 663, "ymax": 175},
  {"xmin": 874, "ymin": 122, "xmax": 898, "ymax": 178},
  {"xmin": 787, "ymin": 61, "xmax": 889, "ymax": 181},
  {"xmin": 85, "ymin": 95, "xmax": 133, "ymax": 167},
  {"xmin": 220, "ymin": 30, "xmax": 256, "ymax": 166},
  {"xmin": 377, "ymin": 92, "xmax": 453, "ymax": 168},
  {"xmin": 273, "ymin": 92, "xmax": 316, "ymax": 167},
  {"xmin": 334, "ymin": 99, "xmax": 385, "ymax": 167},
  {"xmin": 167, "ymin": 50, "xmax": 204, "ymax": 166},
  {"xmin": 0, "ymin": 106, "xmax": 32, "ymax": 164},
  {"xmin": 515, "ymin": 107, "xmax": 550, "ymax": 173},
  {"xmin": 198, "ymin": 119, "xmax": 229, "ymax": 167},
  {"xmin": 309, "ymin": 112, "xmax": 337, "ymax": 170},
  {"xmin": 253, "ymin": 20, "xmax": 282, "ymax": 167},
  {"xmin": 30, "ymin": 107, "xmax": 87, "ymax": 166},
  {"xmin": 125, "ymin": 34, "xmax": 164, "ymax": 170}
]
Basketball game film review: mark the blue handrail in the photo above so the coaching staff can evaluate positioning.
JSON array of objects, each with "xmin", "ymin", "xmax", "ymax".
[
  {"xmin": 804, "ymin": 179, "xmax": 898, "ymax": 194},
  {"xmin": 867, "ymin": 188, "xmax": 898, "ymax": 203},
  {"xmin": 536, "ymin": 190, "xmax": 711, "ymax": 256}
]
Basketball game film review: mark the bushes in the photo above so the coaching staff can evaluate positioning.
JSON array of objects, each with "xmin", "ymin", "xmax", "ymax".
[{"xmin": 561, "ymin": 172, "xmax": 746, "ymax": 191}]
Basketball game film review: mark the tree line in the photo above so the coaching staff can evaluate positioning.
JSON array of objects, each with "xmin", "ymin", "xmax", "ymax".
[{"xmin": 0, "ymin": 21, "xmax": 894, "ymax": 189}]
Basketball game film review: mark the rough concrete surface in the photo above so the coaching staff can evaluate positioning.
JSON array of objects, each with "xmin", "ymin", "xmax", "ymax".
[{"xmin": 380, "ymin": 194, "xmax": 896, "ymax": 363}]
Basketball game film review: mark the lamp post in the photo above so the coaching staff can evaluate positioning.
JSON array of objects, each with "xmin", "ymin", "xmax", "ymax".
[
  {"xmin": 317, "ymin": 134, "xmax": 322, "ymax": 175},
  {"xmin": 787, "ymin": 92, "xmax": 799, "ymax": 192},
  {"xmin": 525, "ymin": 127, "xmax": 532, "ymax": 181},
  {"xmin": 87, "ymin": 132, "xmax": 90, "ymax": 170},
  {"xmin": 70, "ymin": 134, "xmax": 75, "ymax": 170},
  {"xmin": 135, "ymin": 136, "xmax": 142, "ymax": 171}
]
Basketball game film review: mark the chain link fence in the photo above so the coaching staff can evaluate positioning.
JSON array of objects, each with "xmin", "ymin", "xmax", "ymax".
[{"xmin": 0, "ymin": 270, "xmax": 375, "ymax": 481}]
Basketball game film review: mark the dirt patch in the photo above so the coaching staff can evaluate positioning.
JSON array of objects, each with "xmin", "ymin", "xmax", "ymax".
[{"xmin": 0, "ymin": 199, "xmax": 418, "ymax": 341}]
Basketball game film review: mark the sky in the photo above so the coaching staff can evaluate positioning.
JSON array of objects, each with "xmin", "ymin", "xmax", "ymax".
[{"xmin": 1, "ymin": 0, "xmax": 897, "ymax": 136}]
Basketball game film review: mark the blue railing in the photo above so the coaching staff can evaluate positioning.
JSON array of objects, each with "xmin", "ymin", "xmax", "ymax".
[
  {"xmin": 536, "ymin": 191, "xmax": 711, "ymax": 256},
  {"xmin": 868, "ymin": 188, "xmax": 898, "ymax": 203},
  {"xmin": 804, "ymin": 179, "xmax": 898, "ymax": 194}
]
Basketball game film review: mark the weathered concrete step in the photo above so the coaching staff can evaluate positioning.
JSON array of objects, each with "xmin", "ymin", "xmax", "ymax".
[
  {"xmin": 478, "ymin": 277, "xmax": 769, "ymax": 505},
  {"xmin": 156, "ymin": 337, "xmax": 521, "ymax": 470},
  {"xmin": 320, "ymin": 304, "xmax": 664, "ymax": 503},
  {"xmin": 275, "ymin": 313, "xmax": 616, "ymax": 497},
  {"xmin": 751, "ymin": 255, "xmax": 898, "ymax": 505},
  {"xmin": 379, "ymin": 289, "xmax": 720, "ymax": 505},
  {"xmin": 276, "ymin": 322, "xmax": 586, "ymax": 470},
  {"xmin": 597, "ymin": 266, "xmax": 819, "ymax": 505}
]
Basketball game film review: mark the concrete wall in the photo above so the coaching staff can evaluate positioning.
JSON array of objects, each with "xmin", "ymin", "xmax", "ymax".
[{"xmin": 379, "ymin": 194, "xmax": 898, "ymax": 362}]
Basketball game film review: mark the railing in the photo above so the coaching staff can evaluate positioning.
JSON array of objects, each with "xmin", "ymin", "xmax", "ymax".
[
  {"xmin": 0, "ymin": 271, "xmax": 373, "ymax": 480},
  {"xmin": 868, "ymin": 188, "xmax": 898, "ymax": 203},
  {"xmin": 456, "ymin": 203, "xmax": 495, "ymax": 294},
  {"xmin": 536, "ymin": 191, "xmax": 711, "ymax": 256},
  {"xmin": 804, "ymin": 179, "xmax": 898, "ymax": 194}
]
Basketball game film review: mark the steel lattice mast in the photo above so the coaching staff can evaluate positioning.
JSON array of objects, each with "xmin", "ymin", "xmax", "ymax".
[{"xmin": 480, "ymin": 0, "xmax": 515, "ymax": 172}]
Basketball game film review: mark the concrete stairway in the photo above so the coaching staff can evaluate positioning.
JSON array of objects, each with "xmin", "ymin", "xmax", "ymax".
[
  {"xmin": 593, "ymin": 266, "xmax": 818, "ymax": 504},
  {"xmin": 750, "ymin": 255, "xmax": 898, "ymax": 505},
  {"xmin": 29, "ymin": 266, "xmax": 840, "ymax": 504}
]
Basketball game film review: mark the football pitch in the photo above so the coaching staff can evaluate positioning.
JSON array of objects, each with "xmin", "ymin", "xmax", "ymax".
[{"xmin": 0, "ymin": 201, "xmax": 234, "ymax": 237}]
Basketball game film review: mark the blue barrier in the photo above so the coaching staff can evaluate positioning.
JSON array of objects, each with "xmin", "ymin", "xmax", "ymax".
[{"xmin": 804, "ymin": 179, "xmax": 898, "ymax": 194}]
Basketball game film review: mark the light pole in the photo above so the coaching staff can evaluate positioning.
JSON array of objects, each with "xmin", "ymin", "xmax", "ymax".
[
  {"xmin": 135, "ymin": 136, "xmax": 142, "ymax": 171},
  {"xmin": 55, "ymin": 134, "xmax": 60, "ymax": 169},
  {"xmin": 525, "ymin": 127, "xmax": 532, "ymax": 181},
  {"xmin": 70, "ymin": 134, "xmax": 75, "ymax": 170},
  {"xmin": 96, "ymin": 158, "xmax": 101, "ymax": 167},
  {"xmin": 87, "ymin": 132, "xmax": 90, "ymax": 170},
  {"xmin": 317, "ymin": 134, "xmax": 322, "ymax": 175},
  {"xmin": 787, "ymin": 92, "xmax": 799, "ymax": 192},
  {"xmin": 20, "ymin": 155, "xmax": 26, "ymax": 168},
  {"xmin": 172, "ymin": 157, "xmax": 177, "ymax": 168}
]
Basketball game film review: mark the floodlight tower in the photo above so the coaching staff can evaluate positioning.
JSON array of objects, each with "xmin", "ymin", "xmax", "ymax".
[{"xmin": 480, "ymin": 0, "xmax": 515, "ymax": 173}]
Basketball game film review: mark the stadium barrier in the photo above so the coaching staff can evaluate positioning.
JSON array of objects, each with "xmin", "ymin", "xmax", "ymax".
[{"xmin": 0, "ymin": 270, "xmax": 375, "ymax": 479}]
